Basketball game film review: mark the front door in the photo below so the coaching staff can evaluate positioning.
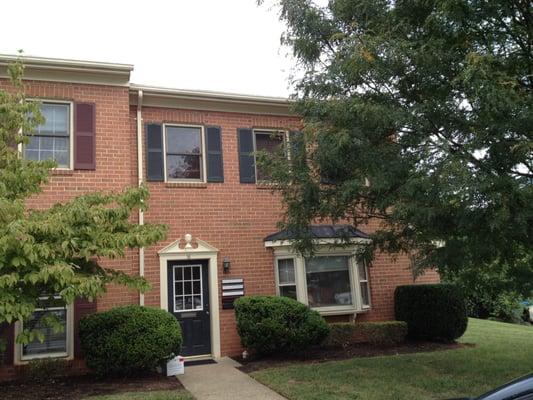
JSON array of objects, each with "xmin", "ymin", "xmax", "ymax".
[{"xmin": 167, "ymin": 260, "xmax": 211, "ymax": 356}]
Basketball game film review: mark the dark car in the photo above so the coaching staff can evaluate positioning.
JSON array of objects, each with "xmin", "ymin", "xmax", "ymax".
[{"xmin": 449, "ymin": 374, "xmax": 533, "ymax": 400}]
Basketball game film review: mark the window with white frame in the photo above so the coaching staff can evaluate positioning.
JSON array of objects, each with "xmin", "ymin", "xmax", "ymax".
[
  {"xmin": 276, "ymin": 258, "xmax": 297, "ymax": 300},
  {"xmin": 24, "ymin": 102, "xmax": 72, "ymax": 168},
  {"xmin": 253, "ymin": 129, "xmax": 286, "ymax": 181},
  {"xmin": 305, "ymin": 256, "xmax": 353, "ymax": 308},
  {"xmin": 273, "ymin": 250, "xmax": 371, "ymax": 315},
  {"xmin": 165, "ymin": 125, "xmax": 204, "ymax": 181},
  {"xmin": 19, "ymin": 297, "xmax": 72, "ymax": 361},
  {"xmin": 358, "ymin": 259, "xmax": 371, "ymax": 308}
]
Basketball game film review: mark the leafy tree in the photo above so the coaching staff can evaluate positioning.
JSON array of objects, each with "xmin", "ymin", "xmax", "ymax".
[
  {"xmin": 0, "ymin": 58, "xmax": 167, "ymax": 345},
  {"xmin": 258, "ymin": 0, "xmax": 533, "ymax": 282}
]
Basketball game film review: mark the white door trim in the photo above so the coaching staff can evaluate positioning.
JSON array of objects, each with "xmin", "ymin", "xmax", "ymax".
[{"xmin": 158, "ymin": 236, "xmax": 221, "ymax": 359}]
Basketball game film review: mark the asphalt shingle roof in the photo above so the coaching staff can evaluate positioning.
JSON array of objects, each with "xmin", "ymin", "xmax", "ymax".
[{"xmin": 264, "ymin": 224, "xmax": 369, "ymax": 242}]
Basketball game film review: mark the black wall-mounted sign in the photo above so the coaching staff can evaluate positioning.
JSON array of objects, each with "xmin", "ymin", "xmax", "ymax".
[{"xmin": 221, "ymin": 278, "xmax": 244, "ymax": 309}]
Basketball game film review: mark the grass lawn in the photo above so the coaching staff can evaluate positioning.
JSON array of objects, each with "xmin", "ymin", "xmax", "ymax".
[
  {"xmin": 251, "ymin": 318, "xmax": 533, "ymax": 400},
  {"xmin": 83, "ymin": 390, "xmax": 194, "ymax": 400}
]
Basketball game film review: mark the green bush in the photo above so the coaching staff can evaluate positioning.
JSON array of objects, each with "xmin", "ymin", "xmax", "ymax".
[
  {"xmin": 395, "ymin": 284, "xmax": 468, "ymax": 341},
  {"xmin": 325, "ymin": 321, "xmax": 407, "ymax": 348},
  {"xmin": 79, "ymin": 305, "xmax": 182, "ymax": 376},
  {"xmin": 234, "ymin": 296, "xmax": 329, "ymax": 355}
]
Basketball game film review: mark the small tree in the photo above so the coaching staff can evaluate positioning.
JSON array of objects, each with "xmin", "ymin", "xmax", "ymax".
[{"xmin": 0, "ymin": 57, "xmax": 167, "ymax": 345}]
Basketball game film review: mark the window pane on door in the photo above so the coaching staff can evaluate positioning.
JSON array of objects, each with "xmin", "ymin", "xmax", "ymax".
[
  {"xmin": 173, "ymin": 265, "xmax": 203, "ymax": 312},
  {"xmin": 305, "ymin": 256, "xmax": 352, "ymax": 307}
]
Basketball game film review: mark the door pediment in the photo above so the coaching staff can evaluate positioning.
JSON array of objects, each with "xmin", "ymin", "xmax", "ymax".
[{"xmin": 158, "ymin": 234, "xmax": 219, "ymax": 257}]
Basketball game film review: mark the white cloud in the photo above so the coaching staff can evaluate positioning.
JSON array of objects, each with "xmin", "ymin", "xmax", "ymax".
[{"xmin": 0, "ymin": 0, "xmax": 295, "ymax": 97}]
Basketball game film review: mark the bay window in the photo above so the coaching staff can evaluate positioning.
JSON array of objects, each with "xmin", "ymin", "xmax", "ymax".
[{"xmin": 274, "ymin": 250, "xmax": 371, "ymax": 315}]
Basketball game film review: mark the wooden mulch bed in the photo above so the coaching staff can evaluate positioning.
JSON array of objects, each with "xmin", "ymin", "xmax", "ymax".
[
  {"xmin": 0, "ymin": 372, "xmax": 183, "ymax": 400},
  {"xmin": 237, "ymin": 341, "xmax": 475, "ymax": 373}
]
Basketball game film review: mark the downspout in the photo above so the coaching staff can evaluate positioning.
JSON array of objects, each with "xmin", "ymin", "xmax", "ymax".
[{"xmin": 136, "ymin": 89, "xmax": 145, "ymax": 306}]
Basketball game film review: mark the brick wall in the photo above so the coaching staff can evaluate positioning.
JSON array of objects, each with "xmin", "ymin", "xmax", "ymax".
[{"xmin": 0, "ymin": 77, "xmax": 439, "ymax": 365}]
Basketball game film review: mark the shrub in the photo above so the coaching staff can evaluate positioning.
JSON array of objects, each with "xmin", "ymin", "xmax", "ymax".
[
  {"xmin": 325, "ymin": 321, "xmax": 407, "ymax": 348},
  {"xmin": 395, "ymin": 284, "xmax": 468, "ymax": 341},
  {"xmin": 79, "ymin": 305, "xmax": 182, "ymax": 376},
  {"xmin": 234, "ymin": 296, "xmax": 329, "ymax": 354}
]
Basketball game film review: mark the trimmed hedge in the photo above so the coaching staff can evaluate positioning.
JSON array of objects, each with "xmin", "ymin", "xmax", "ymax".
[
  {"xmin": 79, "ymin": 305, "xmax": 182, "ymax": 376},
  {"xmin": 234, "ymin": 296, "xmax": 329, "ymax": 354},
  {"xmin": 325, "ymin": 321, "xmax": 407, "ymax": 348},
  {"xmin": 395, "ymin": 284, "xmax": 468, "ymax": 341}
]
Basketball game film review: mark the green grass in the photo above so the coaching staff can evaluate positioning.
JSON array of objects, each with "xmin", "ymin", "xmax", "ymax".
[
  {"xmin": 83, "ymin": 390, "xmax": 194, "ymax": 400},
  {"xmin": 251, "ymin": 318, "xmax": 533, "ymax": 400}
]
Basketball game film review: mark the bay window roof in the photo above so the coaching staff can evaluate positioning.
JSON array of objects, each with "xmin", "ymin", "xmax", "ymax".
[{"xmin": 264, "ymin": 224, "xmax": 370, "ymax": 243}]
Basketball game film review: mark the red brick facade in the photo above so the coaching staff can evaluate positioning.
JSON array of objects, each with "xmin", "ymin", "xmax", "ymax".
[{"xmin": 0, "ymin": 56, "xmax": 438, "ymax": 379}]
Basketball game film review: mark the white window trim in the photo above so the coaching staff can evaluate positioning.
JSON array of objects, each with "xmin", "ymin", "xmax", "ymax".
[
  {"xmin": 14, "ymin": 302, "xmax": 74, "ymax": 365},
  {"xmin": 274, "ymin": 258, "xmax": 297, "ymax": 298},
  {"xmin": 162, "ymin": 123, "xmax": 206, "ymax": 183},
  {"xmin": 20, "ymin": 99, "xmax": 74, "ymax": 171},
  {"xmin": 172, "ymin": 263, "xmax": 204, "ymax": 313},
  {"xmin": 271, "ymin": 245, "xmax": 371, "ymax": 316},
  {"xmin": 252, "ymin": 128, "xmax": 289, "ymax": 183}
]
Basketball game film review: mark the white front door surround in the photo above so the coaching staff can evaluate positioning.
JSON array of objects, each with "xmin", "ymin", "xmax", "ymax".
[{"xmin": 158, "ymin": 234, "xmax": 221, "ymax": 360}]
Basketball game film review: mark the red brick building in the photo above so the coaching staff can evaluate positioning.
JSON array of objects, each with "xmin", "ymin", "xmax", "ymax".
[{"xmin": 0, "ymin": 55, "xmax": 438, "ymax": 377}]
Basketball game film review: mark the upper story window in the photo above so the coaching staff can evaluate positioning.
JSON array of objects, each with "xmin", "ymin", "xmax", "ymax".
[
  {"xmin": 253, "ymin": 129, "xmax": 286, "ymax": 182},
  {"xmin": 24, "ymin": 102, "xmax": 72, "ymax": 169},
  {"xmin": 164, "ymin": 125, "xmax": 205, "ymax": 181}
]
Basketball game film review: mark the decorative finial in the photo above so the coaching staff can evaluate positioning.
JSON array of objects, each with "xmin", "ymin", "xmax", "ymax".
[{"xmin": 184, "ymin": 233, "xmax": 193, "ymax": 249}]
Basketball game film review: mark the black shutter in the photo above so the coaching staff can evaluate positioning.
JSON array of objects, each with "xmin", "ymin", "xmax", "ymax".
[
  {"xmin": 146, "ymin": 124, "xmax": 164, "ymax": 182},
  {"xmin": 74, "ymin": 103, "xmax": 96, "ymax": 170},
  {"xmin": 237, "ymin": 128, "xmax": 255, "ymax": 184},
  {"xmin": 206, "ymin": 126, "xmax": 224, "ymax": 182}
]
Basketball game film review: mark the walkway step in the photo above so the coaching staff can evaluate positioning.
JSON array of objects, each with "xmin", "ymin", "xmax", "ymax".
[{"xmin": 178, "ymin": 357, "xmax": 286, "ymax": 400}]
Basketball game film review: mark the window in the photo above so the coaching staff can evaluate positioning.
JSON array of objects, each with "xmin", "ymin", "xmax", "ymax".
[
  {"xmin": 165, "ymin": 125, "xmax": 204, "ymax": 181},
  {"xmin": 358, "ymin": 259, "xmax": 370, "ymax": 308},
  {"xmin": 19, "ymin": 298, "xmax": 72, "ymax": 361},
  {"xmin": 268, "ymin": 246, "xmax": 372, "ymax": 315},
  {"xmin": 253, "ymin": 129, "xmax": 286, "ymax": 181},
  {"xmin": 276, "ymin": 258, "xmax": 297, "ymax": 300},
  {"xmin": 24, "ymin": 102, "xmax": 71, "ymax": 168},
  {"xmin": 173, "ymin": 264, "xmax": 203, "ymax": 312},
  {"xmin": 305, "ymin": 256, "xmax": 352, "ymax": 308}
]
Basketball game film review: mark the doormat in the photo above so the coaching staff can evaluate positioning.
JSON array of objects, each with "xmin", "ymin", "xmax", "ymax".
[{"xmin": 185, "ymin": 359, "xmax": 217, "ymax": 366}]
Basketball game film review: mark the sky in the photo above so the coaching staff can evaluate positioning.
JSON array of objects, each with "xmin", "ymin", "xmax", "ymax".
[{"xmin": 0, "ymin": 0, "xmax": 297, "ymax": 97}]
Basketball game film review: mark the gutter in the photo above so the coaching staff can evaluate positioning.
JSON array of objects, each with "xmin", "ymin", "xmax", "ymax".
[{"xmin": 136, "ymin": 89, "xmax": 145, "ymax": 306}]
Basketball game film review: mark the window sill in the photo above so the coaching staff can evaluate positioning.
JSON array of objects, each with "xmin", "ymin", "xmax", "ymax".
[
  {"xmin": 51, "ymin": 169, "xmax": 74, "ymax": 176},
  {"xmin": 311, "ymin": 306, "xmax": 362, "ymax": 316},
  {"xmin": 165, "ymin": 182, "xmax": 208, "ymax": 189}
]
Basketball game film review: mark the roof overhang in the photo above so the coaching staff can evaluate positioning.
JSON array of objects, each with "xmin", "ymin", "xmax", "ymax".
[
  {"xmin": 264, "ymin": 237, "xmax": 372, "ymax": 248},
  {"xmin": 130, "ymin": 84, "xmax": 295, "ymax": 116},
  {"xmin": 0, "ymin": 54, "xmax": 133, "ymax": 87}
]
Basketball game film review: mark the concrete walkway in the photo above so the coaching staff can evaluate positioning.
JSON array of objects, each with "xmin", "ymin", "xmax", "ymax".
[{"xmin": 178, "ymin": 357, "xmax": 286, "ymax": 400}]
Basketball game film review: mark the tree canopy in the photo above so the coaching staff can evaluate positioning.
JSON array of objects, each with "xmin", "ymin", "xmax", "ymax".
[
  {"xmin": 259, "ymin": 0, "xmax": 532, "ymax": 283},
  {"xmin": 0, "ymin": 59, "xmax": 167, "ymax": 342}
]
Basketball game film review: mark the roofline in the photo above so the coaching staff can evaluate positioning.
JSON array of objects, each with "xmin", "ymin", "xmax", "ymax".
[
  {"xmin": 0, "ymin": 54, "xmax": 295, "ymax": 114},
  {"xmin": 0, "ymin": 54, "xmax": 133, "ymax": 87},
  {"xmin": 131, "ymin": 84, "xmax": 295, "ymax": 116}
]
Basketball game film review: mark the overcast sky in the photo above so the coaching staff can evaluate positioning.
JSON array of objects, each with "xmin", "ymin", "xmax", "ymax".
[{"xmin": 0, "ymin": 0, "xmax": 297, "ymax": 97}]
